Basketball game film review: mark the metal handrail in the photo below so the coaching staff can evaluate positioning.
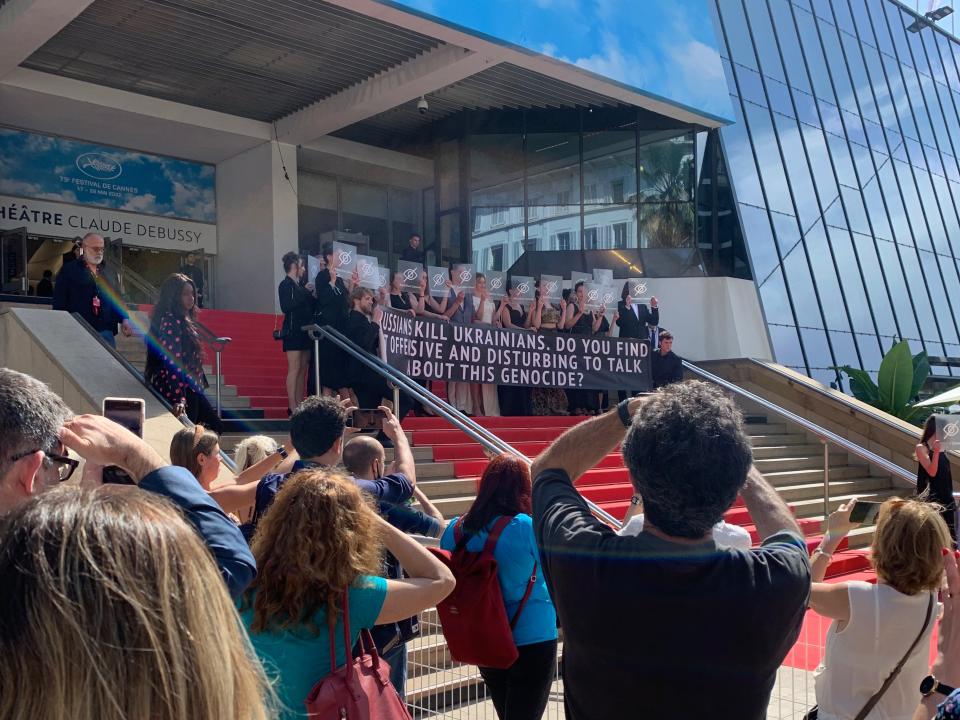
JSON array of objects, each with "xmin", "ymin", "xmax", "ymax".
[
  {"xmin": 303, "ymin": 322, "xmax": 623, "ymax": 529},
  {"xmin": 71, "ymin": 312, "xmax": 238, "ymax": 473},
  {"xmin": 745, "ymin": 358, "xmax": 926, "ymax": 439},
  {"xmin": 683, "ymin": 360, "xmax": 915, "ymax": 514}
]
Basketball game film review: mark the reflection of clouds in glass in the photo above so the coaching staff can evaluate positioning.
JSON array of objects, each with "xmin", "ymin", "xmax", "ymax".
[
  {"xmin": 0, "ymin": 179, "xmax": 78, "ymax": 203},
  {"xmin": 121, "ymin": 193, "xmax": 158, "ymax": 212}
]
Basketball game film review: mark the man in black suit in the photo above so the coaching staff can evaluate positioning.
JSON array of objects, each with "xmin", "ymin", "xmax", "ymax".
[
  {"xmin": 651, "ymin": 330, "xmax": 684, "ymax": 389},
  {"xmin": 616, "ymin": 283, "xmax": 659, "ymax": 400}
]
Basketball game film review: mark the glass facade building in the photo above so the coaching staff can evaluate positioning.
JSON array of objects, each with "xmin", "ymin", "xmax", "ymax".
[{"xmin": 713, "ymin": 0, "xmax": 960, "ymax": 384}]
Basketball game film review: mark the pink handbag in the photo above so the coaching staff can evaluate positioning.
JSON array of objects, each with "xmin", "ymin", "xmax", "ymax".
[{"xmin": 305, "ymin": 590, "xmax": 412, "ymax": 719}]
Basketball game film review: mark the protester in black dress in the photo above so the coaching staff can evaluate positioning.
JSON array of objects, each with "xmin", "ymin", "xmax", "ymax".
[
  {"xmin": 564, "ymin": 281, "xmax": 605, "ymax": 415},
  {"xmin": 388, "ymin": 271, "xmax": 416, "ymax": 316},
  {"xmin": 278, "ymin": 252, "xmax": 315, "ymax": 415},
  {"xmin": 145, "ymin": 273, "xmax": 222, "ymax": 432},
  {"xmin": 314, "ymin": 242, "xmax": 353, "ymax": 399},
  {"xmin": 916, "ymin": 415, "xmax": 957, "ymax": 544},
  {"xmin": 498, "ymin": 282, "xmax": 533, "ymax": 415}
]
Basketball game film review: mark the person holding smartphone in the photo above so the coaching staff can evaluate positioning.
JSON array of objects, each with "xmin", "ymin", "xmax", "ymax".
[
  {"xmin": 809, "ymin": 497, "xmax": 950, "ymax": 719},
  {"xmin": 917, "ymin": 416, "xmax": 957, "ymax": 544}
]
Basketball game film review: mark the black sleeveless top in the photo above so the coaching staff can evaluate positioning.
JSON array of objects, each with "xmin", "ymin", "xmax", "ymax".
[
  {"xmin": 570, "ymin": 302, "xmax": 593, "ymax": 335},
  {"xmin": 507, "ymin": 304, "xmax": 525, "ymax": 327},
  {"xmin": 390, "ymin": 293, "xmax": 412, "ymax": 312}
]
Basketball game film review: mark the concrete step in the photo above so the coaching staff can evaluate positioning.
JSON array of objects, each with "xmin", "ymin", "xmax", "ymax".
[
  {"xmin": 417, "ymin": 477, "xmax": 480, "ymax": 500},
  {"xmin": 775, "ymin": 477, "xmax": 895, "ymax": 504},
  {"xmin": 205, "ymin": 394, "xmax": 251, "ymax": 409},
  {"xmin": 789, "ymin": 486, "xmax": 900, "ymax": 519},
  {"xmin": 749, "ymin": 433, "xmax": 812, "ymax": 447}
]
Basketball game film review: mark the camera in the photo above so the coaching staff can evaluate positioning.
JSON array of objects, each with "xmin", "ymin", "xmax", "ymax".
[{"xmin": 417, "ymin": 96, "xmax": 429, "ymax": 115}]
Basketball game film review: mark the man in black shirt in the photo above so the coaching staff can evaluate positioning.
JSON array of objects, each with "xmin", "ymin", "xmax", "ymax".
[
  {"xmin": 651, "ymin": 328, "xmax": 683, "ymax": 389},
  {"xmin": 399, "ymin": 233, "xmax": 425, "ymax": 264},
  {"xmin": 181, "ymin": 251, "xmax": 205, "ymax": 307},
  {"xmin": 35, "ymin": 270, "xmax": 54, "ymax": 297},
  {"xmin": 52, "ymin": 233, "xmax": 132, "ymax": 348},
  {"xmin": 531, "ymin": 381, "xmax": 810, "ymax": 720}
]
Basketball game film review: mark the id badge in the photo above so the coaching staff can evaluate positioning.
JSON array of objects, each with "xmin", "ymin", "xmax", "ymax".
[{"xmin": 92, "ymin": 295, "xmax": 101, "ymax": 316}]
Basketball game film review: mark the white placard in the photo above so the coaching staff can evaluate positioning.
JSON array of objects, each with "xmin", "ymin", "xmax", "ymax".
[
  {"xmin": 355, "ymin": 254, "xmax": 379, "ymax": 290},
  {"xmin": 397, "ymin": 260, "xmax": 423, "ymax": 292},
  {"xmin": 485, "ymin": 270, "xmax": 507, "ymax": 299},
  {"xmin": 540, "ymin": 274, "xmax": 562, "ymax": 302},
  {"xmin": 936, "ymin": 414, "xmax": 960, "ymax": 451},
  {"xmin": 628, "ymin": 277, "xmax": 651, "ymax": 301},
  {"xmin": 511, "ymin": 275, "xmax": 535, "ymax": 304},
  {"xmin": 428, "ymin": 265, "xmax": 449, "ymax": 298},
  {"xmin": 453, "ymin": 263, "xmax": 475, "ymax": 293},
  {"xmin": 332, "ymin": 241, "xmax": 357, "ymax": 280}
]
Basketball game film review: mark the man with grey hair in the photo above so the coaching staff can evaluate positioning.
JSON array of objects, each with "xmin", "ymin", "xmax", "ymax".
[
  {"xmin": 530, "ymin": 381, "xmax": 810, "ymax": 720},
  {"xmin": 52, "ymin": 232, "xmax": 132, "ymax": 348},
  {"xmin": 0, "ymin": 368, "xmax": 255, "ymax": 599}
]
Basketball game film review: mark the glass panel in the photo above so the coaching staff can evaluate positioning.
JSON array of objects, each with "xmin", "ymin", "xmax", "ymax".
[
  {"xmin": 717, "ymin": 0, "xmax": 759, "ymax": 71},
  {"xmin": 819, "ymin": 18, "xmax": 855, "ymax": 106},
  {"xmin": 829, "ymin": 330, "xmax": 862, "ymax": 370},
  {"xmin": 743, "ymin": 103, "xmax": 794, "ymax": 216},
  {"xmin": 850, "ymin": 231, "xmax": 898, "ymax": 336},
  {"xmin": 800, "ymin": 327, "xmax": 834, "ymax": 371},
  {"xmin": 297, "ymin": 172, "xmax": 338, "ymax": 256},
  {"xmin": 470, "ymin": 134, "xmax": 523, "ymax": 207},
  {"xmin": 768, "ymin": 0, "xmax": 812, "ymax": 95},
  {"xmin": 526, "ymin": 210, "xmax": 579, "ymax": 252},
  {"xmin": 876, "ymin": 238, "xmax": 920, "ymax": 340},
  {"xmin": 768, "ymin": 322, "xmax": 807, "ymax": 368},
  {"xmin": 804, "ymin": 221, "xmax": 852, "ymax": 331},
  {"xmin": 583, "ymin": 131, "xmax": 637, "ymax": 204},
  {"xmin": 781, "ymin": 246, "xmax": 826, "ymax": 329},
  {"xmin": 390, "ymin": 188, "xmax": 419, "ymax": 261},
  {"xmin": 892, "ymin": 159, "xmax": 932, "ymax": 251},
  {"xmin": 736, "ymin": 65, "xmax": 769, "ymax": 107},
  {"xmin": 826, "ymin": 133, "xmax": 857, "ymax": 188},
  {"xmin": 527, "ymin": 133, "xmax": 579, "ymax": 208},
  {"xmin": 855, "ymin": 333, "xmax": 885, "ymax": 372},
  {"xmin": 583, "ymin": 205, "xmax": 637, "ymax": 249},
  {"xmin": 637, "ymin": 132, "xmax": 695, "ymax": 203},
  {"xmin": 437, "ymin": 140, "xmax": 460, "ymax": 211},
  {"xmin": 839, "ymin": 185, "xmax": 869, "ymax": 236},
  {"xmin": 876, "ymin": 162, "xmax": 914, "ymax": 246},
  {"xmin": 298, "ymin": 172, "xmax": 337, "ymax": 209},
  {"xmin": 739, "ymin": 203, "xmax": 780, "ymax": 280},
  {"xmin": 743, "ymin": 0, "xmax": 786, "ymax": 83},
  {"xmin": 771, "ymin": 113, "xmax": 820, "ymax": 229},
  {"xmin": 759, "ymin": 266, "xmax": 798, "ymax": 326},
  {"xmin": 438, "ymin": 211, "xmax": 462, "ymax": 266},
  {"xmin": 917, "ymin": 249, "xmax": 960, "ymax": 345},
  {"xmin": 794, "ymin": 6, "xmax": 834, "ymax": 102},
  {"xmin": 860, "ymin": 179, "xmax": 893, "ymax": 240},
  {"xmin": 342, "ymin": 181, "xmax": 389, "ymax": 263},
  {"xmin": 471, "ymin": 206, "xmax": 524, "ymax": 273},
  {"xmin": 720, "ymin": 101, "xmax": 765, "ymax": 207},
  {"xmin": 638, "ymin": 202, "xmax": 694, "ymax": 248},
  {"xmin": 826, "ymin": 226, "xmax": 876, "ymax": 333},
  {"xmin": 840, "ymin": 27, "xmax": 880, "ymax": 123}
]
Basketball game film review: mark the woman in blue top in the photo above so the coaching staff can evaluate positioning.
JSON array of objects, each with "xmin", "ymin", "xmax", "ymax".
[
  {"xmin": 240, "ymin": 469, "xmax": 455, "ymax": 719},
  {"xmin": 440, "ymin": 454, "xmax": 558, "ymax": 720}
]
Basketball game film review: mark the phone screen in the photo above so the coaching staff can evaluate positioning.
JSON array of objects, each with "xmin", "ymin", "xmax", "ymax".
[
  {"xmin": 849, "ymin": 500, "xmax": 882, "ymax": 525},
  {"xmin": 102, "ymin": 398, "xmax": 144, "ymax": 484},
  {"xmin": 351, "ymin": 409, "xmax": 386, "ymax": 431}
]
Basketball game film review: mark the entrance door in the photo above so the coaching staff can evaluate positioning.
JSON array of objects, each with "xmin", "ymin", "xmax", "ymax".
[{"xmin": 0, "ymin": 227, "xmax": 28, "ymax": 294}]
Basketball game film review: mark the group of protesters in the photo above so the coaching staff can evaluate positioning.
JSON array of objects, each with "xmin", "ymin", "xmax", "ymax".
[{"xmin": 278, "ymin": 234, "xmax": 686, "ymax": 418}]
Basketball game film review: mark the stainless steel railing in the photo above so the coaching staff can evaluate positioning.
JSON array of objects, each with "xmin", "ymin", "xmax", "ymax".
[
  {"xmin": 683, "ymin": 360, "xmax": 916, "ymax": 516},
  {"xmin": 303, "ymin": 322, "xmax": 623, "ymax": 529}
]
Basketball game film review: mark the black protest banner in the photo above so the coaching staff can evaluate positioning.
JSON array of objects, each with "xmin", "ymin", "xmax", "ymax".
[{"xmin": 380, "ymin": 307, "xmax": 650, "ymax": 391}]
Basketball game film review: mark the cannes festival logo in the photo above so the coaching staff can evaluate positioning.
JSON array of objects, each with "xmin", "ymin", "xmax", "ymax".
[
  {"xmin": 76, "ymin": 153, "xmax": 122, "ymax": 180},
  {"xmin": 944, "ymin": 421, "xmax": 960, "ymax": 439}
]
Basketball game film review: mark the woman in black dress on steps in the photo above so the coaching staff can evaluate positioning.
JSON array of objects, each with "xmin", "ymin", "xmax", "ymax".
[
  {"xmin": 314, "ymin": 242, "xmax": 354, "ymax": 399},
  {"xmin": 498, "ymin": 281, "xmax": 534, "ymax": 416},
  {"xmin": 916, "ymin": 415, "xmax": 957, "ymax": 545},
  {"xmin": 278, "ymin": 252, "xmax": 315, "ymax": 414}
]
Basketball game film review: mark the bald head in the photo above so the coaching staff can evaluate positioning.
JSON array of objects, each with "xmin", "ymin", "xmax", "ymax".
[
  {"xmin": 81, "ymin": 233, "xmax": 105, "ymax": 266},
  {"xmin": 342, "ymin": 435, "xmax": 385, "ymax": 480}
]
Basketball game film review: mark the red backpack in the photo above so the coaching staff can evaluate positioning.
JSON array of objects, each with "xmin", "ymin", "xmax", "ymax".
[
  {"xmin": 305, "ymin": 590, "xmax": 411, "ymax": 720},
  {"xmin": 428, "ymin": 516, "xmax": 537, "ymax": 669}
]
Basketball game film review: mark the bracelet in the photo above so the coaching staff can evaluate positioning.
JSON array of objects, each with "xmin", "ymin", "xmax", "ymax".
[
  {"xmin": 812, "ymin": 547, "xmax": 833, "ymax": 561},
  {"xmin": 630, "ymin": 495, "xmax": 642, "ymax": 506},
  {"xmin": 277, "ymin": 447, "xmax": 288, "ymax": 460}
]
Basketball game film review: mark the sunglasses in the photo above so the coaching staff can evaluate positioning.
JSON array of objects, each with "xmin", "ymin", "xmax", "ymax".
[{"xmin": 9, "ymin": 449, "xmax": 80, "ymax": 482}]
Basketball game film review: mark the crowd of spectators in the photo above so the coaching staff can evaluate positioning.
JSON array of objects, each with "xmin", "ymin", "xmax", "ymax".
[{"xmin": 9, "ymin": 358, "xmax": 960, "ymax": 720}]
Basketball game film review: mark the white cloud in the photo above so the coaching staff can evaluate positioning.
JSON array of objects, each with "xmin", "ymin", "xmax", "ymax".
[{"xmin": 121, "ymin": 193, "xmax": 158, "ymax": 212}]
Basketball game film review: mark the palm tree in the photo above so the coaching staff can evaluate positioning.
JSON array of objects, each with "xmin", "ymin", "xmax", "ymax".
[{"xmin": 637, "ymin": 140, "xmax": 695, "ymax": 249}]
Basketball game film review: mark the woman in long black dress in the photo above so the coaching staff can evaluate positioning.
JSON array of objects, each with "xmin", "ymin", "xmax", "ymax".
[
  {"xmin": 314, "ymin": 242, "xmax": 354, "ymax": 398},
  {"xmin": 145, "ymin": 273, "xmax": 222, "ymax": 432},
  {"xmin": 916, "ymin": 415, "xmax": 957, "ymax": 545},
  {"xmin": 498, "ymin": 282, "xmax": 534, "ymax": 416},
  {"xmin": 563, "ymin": 281, "xmax": 605, "ymax": 415},
  {"xmin": 278, "ymin": 252, "xmax": 315, "ymax": 415}
]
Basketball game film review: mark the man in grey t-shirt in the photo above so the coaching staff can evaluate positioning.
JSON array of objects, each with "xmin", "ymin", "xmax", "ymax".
[{"xmin": 531, "ymin": 381, "xmax": 811, "ymax": 720}]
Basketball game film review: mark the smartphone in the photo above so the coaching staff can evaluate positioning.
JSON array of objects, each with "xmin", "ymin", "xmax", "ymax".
[
  {"xmin": 350, "ymin": 408, "xmax": 387, "ymax": 431},
  {"xmin": 849, "ymin": 500, "xmax": 882, "ymax": 525},
  {"xmin": 102, "ymin": 397, "xmax": 145, "ymax": 484}
]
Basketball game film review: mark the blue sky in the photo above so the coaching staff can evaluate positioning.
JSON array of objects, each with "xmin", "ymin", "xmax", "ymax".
[
  {"xmin": 389, "ymin": 0, "xmax": 732, "ymax": 120},
  {"xmin": 0, "ymin": 128, "xmax": 216, "ymax": 222}
]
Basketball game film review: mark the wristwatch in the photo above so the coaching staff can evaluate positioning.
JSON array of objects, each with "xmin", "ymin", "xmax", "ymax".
[
  {"xmin": 617, "ymin": 399, "xmax": 634, "ymax": 428},
  {"xmin": 630, "ymin": 495, "xmax": 642, "ymax": 507},
  {"xmin": 277, "ymin": 447, "xmax": 289, "ymax": 460},
  {"xmin": 920, "ymin": 674, "xmax": 955, "ymax": 698}
]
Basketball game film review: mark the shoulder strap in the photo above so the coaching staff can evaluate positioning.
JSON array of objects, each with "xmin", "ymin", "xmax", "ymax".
[
  {"xmin": 853, "ymin": 593, "xmax": 934, "ymax": 720},
  {"xmin": 509, "ymin": 559, "xmax": 539, "ymax": 630},
  {"xmin": 481, "ymin": 516, "xmax": 514, "ymax": 556}
]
